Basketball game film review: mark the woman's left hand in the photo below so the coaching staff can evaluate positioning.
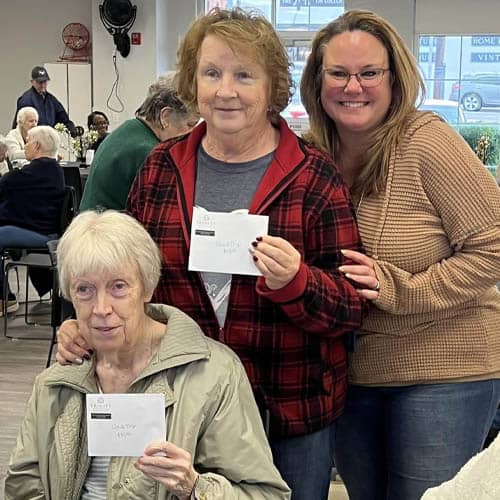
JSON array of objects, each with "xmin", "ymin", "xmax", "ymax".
[
  {"xmin": 135, "ymin": 441, "xmax": 198, "ymax": 500},
  {"xmin": 251, "ymin": 235, "xmax": 301, "ymax": 290},
  {"xmin": 339, "ymin": 249, "xmax": 380, "ymax": 300}
]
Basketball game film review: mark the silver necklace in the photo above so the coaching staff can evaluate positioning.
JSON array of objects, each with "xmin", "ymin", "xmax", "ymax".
[{"xmin": 356, "ymin": 189, "xmax": 365, "ymax": 217}]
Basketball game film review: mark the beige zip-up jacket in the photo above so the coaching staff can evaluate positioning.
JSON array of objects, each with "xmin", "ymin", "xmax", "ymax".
[{"xmin": 5, "ymin": 305, "xmax": 290, "ymax": 500}]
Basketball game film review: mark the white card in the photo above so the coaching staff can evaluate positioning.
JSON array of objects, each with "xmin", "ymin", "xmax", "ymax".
[
  {"xmin": 86, "ymin": 393, "xmax": 166, "ymax": 457},
  {"xmin": 188, "ymin": 207, "xmax": 269, "ymax": 276}
]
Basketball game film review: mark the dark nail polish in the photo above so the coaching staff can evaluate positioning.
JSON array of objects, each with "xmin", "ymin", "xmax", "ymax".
[
  {"xmin": 256, "ymin": 236, "xmax": 263, "ymax": 242},
  {"xmin": 88, "ymin": 349, "xmax": 94, "ymax": 355},
  {"xmin": 253, "ymin": 256, "xmax": 258, "ymax": 262},
  {"xmin": 251, "ymin": 241, "xmax": 258, "ymax": 247},
  {"xmin": 83, "ymin": 354, "xmax": 90, "ymax": 361}
]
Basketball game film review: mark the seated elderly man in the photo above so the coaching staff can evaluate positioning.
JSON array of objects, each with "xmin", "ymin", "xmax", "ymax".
[
  {"xmin": 5, "ymin": 106, "xmax": 39, "ymax": 167},
  {"xmin": 0, "ymin": 125, "xmax": 65, "ymax": 314},
  {"xmin": 12, "ymin": 65, "xmax": 76, "ymax": 136},
  {"xmin": 5, "ymin": 210, "xmax": 290, "ymax": 500}
]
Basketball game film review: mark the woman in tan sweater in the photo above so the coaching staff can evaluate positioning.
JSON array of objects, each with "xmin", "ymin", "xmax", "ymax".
[{"xmin": 301, "ymin": 9, "xmax": 500, "ymax": 500}]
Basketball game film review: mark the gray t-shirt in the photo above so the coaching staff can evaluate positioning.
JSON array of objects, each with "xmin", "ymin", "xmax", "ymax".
[{"xmin": 195, "ymin": 145, "xmax": 274, "ymax": 327}]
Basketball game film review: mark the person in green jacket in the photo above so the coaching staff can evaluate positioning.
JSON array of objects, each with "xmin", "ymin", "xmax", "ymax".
[
  {"xmin": 5, "ymin": 210, "xmax": 290, "ymax": 500},
  {"xmin": 80, "ymin": 74, "xmax": 199, "ymax": 211}
]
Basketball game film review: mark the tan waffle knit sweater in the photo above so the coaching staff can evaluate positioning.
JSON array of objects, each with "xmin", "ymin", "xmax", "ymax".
[{"xmin": 350, "ymin": 112, "xmax": 500, "ymax": 385}]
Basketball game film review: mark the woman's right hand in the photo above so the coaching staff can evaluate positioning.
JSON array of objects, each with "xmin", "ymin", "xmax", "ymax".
[{"xmin": 55, "ymin": 319, "xmax": 92, "ymax": 365}]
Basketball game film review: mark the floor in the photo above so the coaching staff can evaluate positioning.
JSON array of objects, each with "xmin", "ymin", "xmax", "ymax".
[{"xmin": 0, "ymin": 268, "xmax": 349, "ymax": 499}]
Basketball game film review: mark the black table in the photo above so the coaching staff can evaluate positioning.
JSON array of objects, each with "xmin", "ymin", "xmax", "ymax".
[{"xmin": 60, "ymin": 161, "xmax": 89, "ymax": 185}]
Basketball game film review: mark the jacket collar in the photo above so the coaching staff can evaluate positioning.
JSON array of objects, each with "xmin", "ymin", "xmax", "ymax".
[
  {"xmin": 142, "ymin": 304, "xmax": 211, "ymax": 377},
  {"xmin": 43, "ymin": 304, "xmax": 211, "ymax": 394},
  {"xmin": 249, "ymin": 118, "xmax": 306, "ymax": 213},
  {"xmin": 168, "ymin": 117, "xmax": 307, "ymax": 241}
]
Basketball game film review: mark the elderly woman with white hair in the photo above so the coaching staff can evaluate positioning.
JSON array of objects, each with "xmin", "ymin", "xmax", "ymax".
[
  {"xmin": 5, "ymin": 106, "xmax": 39, "ymax": 164},
  {"xmin": 5, "ymin": 210, "xmax": 290, "ymax": 500},
  {"xmin": 0, "ymin": 125, "xmax": 65, "ymax": 314},
  {"xmin": 0, "ymin": 136, "xmax": 9, "ymax": 176}
]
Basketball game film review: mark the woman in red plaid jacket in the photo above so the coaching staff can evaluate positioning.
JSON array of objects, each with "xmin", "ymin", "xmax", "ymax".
[{"xmin": 56, "ymin": 8, "xmax": 366, "ymax": 499}]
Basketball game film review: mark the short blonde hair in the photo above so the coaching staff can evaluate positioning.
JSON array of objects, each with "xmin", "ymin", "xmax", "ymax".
[
  {"xmin": 57, "ymin": 211, "xmax": 162, "ymax": 300},
  {"xmin": 27, "ymin": 125, "xmax": 60, "ymax": 157},
  {"xmin": 176, "ymin": 7, "xmax": 292, "ymax": 126},
  {"xmin": 301, "ymin": 9, "xmax": 425, "ymax": 198},
  {"xmin": 17, "ymin": 106, "xmax": 39, "ymax": 126}
]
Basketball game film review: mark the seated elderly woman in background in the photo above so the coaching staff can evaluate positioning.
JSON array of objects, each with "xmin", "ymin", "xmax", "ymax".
[
  {"xmin": 87, "ymin": 110, "xmax": 110, "ymax": 152},
  {"xmin": 79, "ymin": 73, "xmax": 199, "ymax": 211},
  {"xmin": 0, "ymin": 125, "xmax": 64, "ymax": 315},
  {"xmin": 5, "ymin": 106, "xmax": 39, "ymax": 165},
  {"xmin": 5, "ymin": 210, "xmax": 290, "ymax": 500},
  {"xmin": 0, "ymin": 136, "xmax": 9, "ymax": 176}
]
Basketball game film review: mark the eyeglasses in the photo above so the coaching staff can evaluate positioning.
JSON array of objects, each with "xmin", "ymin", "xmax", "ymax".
[{"xmin": 322, "ymin": 68, "xmax": 390, "ymax": 88}]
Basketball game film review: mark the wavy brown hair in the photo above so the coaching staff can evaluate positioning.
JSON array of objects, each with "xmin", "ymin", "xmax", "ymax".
[
  {"xmin": 176, "ymin": 7, "xmax": 292, "ymax": 126},
  {"xmin": 301, "ymin": 9, "xmax": 425, "ymax": 198}
]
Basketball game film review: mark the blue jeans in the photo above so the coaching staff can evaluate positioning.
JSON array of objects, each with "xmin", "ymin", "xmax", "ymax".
[
  {"xmin": 492, "ymin": 406, "xmax": 500, "ymax": 430},
  {"xmin": 0, "ymin": 225, "xmax": 55, "ymax": 297},
  {"xmin": 270, "ymin": 422, "xmax": 336, "ymax": 500},
  {"xmin": 335, "ymin": 381, "xmax": 500, "ymax": 500}
]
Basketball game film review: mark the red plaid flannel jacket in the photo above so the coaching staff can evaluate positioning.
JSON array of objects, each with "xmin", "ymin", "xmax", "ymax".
[{"xmin": 128, "ymin": 119, "xmax": 366, "ymax": 438}]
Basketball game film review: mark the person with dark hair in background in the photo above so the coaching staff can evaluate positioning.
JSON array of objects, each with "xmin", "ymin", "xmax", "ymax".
[
  {"xmin": 87, "ymin": 111, "xmax": 110, "ymax": 152},
  {"xmin": 301, "ymin": 9, "xmax": 500, "ymax": 500},
  {"xmin": 13, "ymin": 66, "xmax": 76, "ymax": 137},
  {"xmin": 56, "ymin": 8, "xmax": 366, "ymax": 499},
  {"xmin": 79, "ymin": 73, "xmax": 199, "ymax": 211}
]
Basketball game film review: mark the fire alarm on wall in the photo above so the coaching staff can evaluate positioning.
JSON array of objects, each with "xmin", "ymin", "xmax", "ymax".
[{"xmin": 131, "ymin": 32, "xmax": 141, "ymax": 45}]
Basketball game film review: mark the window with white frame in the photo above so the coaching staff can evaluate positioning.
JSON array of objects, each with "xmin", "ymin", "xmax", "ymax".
[
  {"xmin": 417, "ymin": 34, "xmax": 500, "ymax": 168},
  {"xmin": 204, "ymin": 0, "xmax": 343, "ymax": 30}
]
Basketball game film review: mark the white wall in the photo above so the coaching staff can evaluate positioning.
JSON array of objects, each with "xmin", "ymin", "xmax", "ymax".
[
  {"xmin": 0, "ymin": 0, "xmax": 91, "ymax": 135},
  {"xmin": 345, "ymin": 0, "xmax": 500, "ymax": 48},
  {"xmin": 91, "ymin": 0, "xmax": 197, "ymax": 127},
  {"xmin": 0, "ymin": 0, "xmax": 199, "ymax": 134},
  {"xmin": 91, "ymin": 0, "xmax": 158, "ymax": 125},
  {"xmin": 345, "ymin": 0, "xmax": 415, "ymax": 49},
  {"xmin": 415, "ymin": 0, "xmax": 500, "ymax": 35},
  {"xmin": 157, "ymin": 0, "xmax": 198, "ymax": 74}
]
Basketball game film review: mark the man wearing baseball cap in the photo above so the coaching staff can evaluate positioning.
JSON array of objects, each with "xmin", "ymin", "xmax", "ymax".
[{"xmin": 12, "ymin": 65, "xmax": 76, "ymax": 136}]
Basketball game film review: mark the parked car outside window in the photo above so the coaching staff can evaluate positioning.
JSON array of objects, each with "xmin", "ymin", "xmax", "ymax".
[
  {"xmin": 418, "ymin": 99, "xmax": 466, "ymax": 125},
  {"xmin": 449, "ymin": 73, "xmax": 500, "ymax": 111}
]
